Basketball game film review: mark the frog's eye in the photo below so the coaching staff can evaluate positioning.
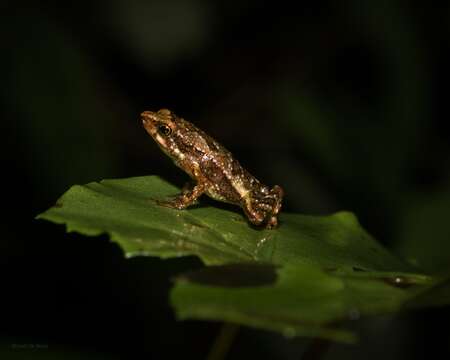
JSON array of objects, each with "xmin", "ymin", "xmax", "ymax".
[{"xmin": 158, "ymin": 124, "xmax": 172, "ymax": 136}]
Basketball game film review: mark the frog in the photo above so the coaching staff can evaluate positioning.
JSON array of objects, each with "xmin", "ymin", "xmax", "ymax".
[{"xmin": 141, "ymin": 108, "xmax": 284, "ymax": 229}]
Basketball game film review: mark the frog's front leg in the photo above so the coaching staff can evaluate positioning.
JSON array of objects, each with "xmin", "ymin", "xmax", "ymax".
[{"xmin": 157, "ymin": 181, "xmax": 207, "ymax": 210}]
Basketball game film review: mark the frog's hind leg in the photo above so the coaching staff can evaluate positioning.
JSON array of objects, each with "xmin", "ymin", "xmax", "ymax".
[
  {"xmin": 269, "ymin": 185, "xmax": 284, "ymax": 215},
  {"xmin": 242, "ymin": 203, "xmax": 266, "ymax": 226},
  {"xmin": 259, "ymin": 185, "xmax": 283, "ymax": 229},
  {"xmin": 241, "ymin": 185, "xmax": 284, "ymax": 229}
]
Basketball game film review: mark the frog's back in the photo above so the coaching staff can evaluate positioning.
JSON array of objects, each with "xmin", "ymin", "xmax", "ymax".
[
  {"xmin": 179, "ymin": 117, "xmax": 261, "ymax": 204},
  {"xmin": 202, "ymin": 151, "xmax": 262, "ymax": 206}
]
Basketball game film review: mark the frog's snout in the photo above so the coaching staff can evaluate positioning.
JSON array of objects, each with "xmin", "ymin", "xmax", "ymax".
[
  {"xmin": 141, "ymin": 111, "xmax": 157, "ymax": 135},
  {"xmin": 141, "ymin": 111, "xmax": 155, "ymax": 123}
]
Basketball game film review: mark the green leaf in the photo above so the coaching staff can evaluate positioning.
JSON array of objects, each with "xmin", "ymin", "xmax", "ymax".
[
  {"xmin": 37, "ymin": 176, "xmax": 408, "ymax": 270},
  {"xmin": 171, "ymin": 263, "xmax": 431, "ymax": 343},
  {"xmin": 37, "ymin": 176, "xmax": 445, "ymax": 342}
]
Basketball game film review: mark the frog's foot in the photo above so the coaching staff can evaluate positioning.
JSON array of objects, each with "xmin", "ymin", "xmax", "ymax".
[
  {"xmin": 244, "ymin": 209, "xmax": 277, "ymax": 229},
  {"xmin": 243, "ymin": 205, "xmax": 266, "ymax": 226},
  {"xmin": 156, "ymin": 196, "xmax": 195, "ymax": 210}
]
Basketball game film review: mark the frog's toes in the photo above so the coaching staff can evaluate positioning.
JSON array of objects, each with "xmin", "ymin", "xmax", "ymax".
[{"xmin": 156, "ymin": 198, "xmax": 186, "ymax": 210}]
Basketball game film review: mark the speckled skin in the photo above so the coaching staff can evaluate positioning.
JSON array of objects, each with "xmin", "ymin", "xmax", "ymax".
[{"xmin": 141, "ymin": 108, "xmax": 283, "ymax": 229}]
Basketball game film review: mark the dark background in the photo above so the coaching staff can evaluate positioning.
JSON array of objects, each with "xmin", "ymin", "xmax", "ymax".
[{"xmin": 2, "ymin": 1, "xmax": 450, "ymax": 359}]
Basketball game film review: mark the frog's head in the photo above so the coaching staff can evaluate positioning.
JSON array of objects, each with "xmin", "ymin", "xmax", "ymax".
[{"xmin": 141, "ymin": 108, "xmax": 189, "ymax": 162}]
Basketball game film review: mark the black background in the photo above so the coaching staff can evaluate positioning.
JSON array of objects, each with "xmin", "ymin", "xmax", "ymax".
[{"xmin": 2, "ymin": 1, "xmax": 450, "ymax": 359}]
